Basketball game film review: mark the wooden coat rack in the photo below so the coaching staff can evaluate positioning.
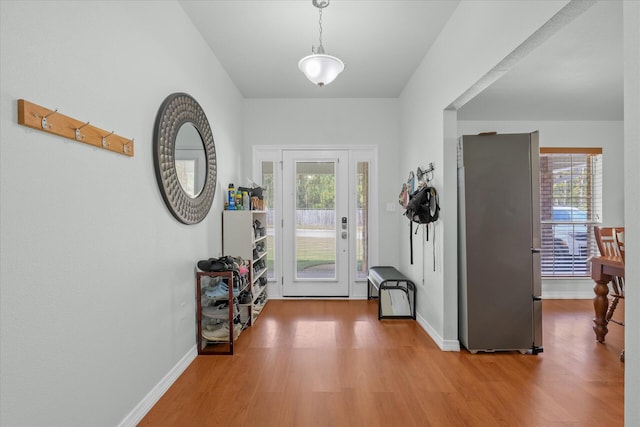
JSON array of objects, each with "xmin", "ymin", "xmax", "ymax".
[{"xmin": 17, "ymin": 99, "xmax": 134, "ymax": 157}]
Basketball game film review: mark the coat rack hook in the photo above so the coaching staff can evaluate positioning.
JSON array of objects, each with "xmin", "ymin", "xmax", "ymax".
[
  {"xmin": 417, "ymin": 163, "xmax": 435, "ymax": 183},
  {"xmin": 123, "ymin": 138, "xmax": 133, "ymax": 154},
  {"xmin": 75, "ymin": 121, "xmax": 90, "ymax": 140},
  {"xmin": 40, "ymin": 108, "xmax": 58, "ymax": 129},
  {"xmin": 101, "ymin": 130, "xmax": 115, "ymax": 148},
  {"xmin": 425, "ymin": 163, "xmax": 435, "ymax": 183}
]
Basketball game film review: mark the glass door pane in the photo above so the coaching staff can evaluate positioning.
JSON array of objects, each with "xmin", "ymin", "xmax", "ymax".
[
  {"xmin": 355, "ymin": 161, "xmax": 369, "ymax": 280},
  {"xmin": 282, "ymin": 150, "xmax": 349, "ymax": 297},
  {"xmin": 261, "ymin": 161, "xmax": 275, "ymax": 280},
  {"xmin": 295, "ymin": 161, "xmax": 337, "ymax": 280}
]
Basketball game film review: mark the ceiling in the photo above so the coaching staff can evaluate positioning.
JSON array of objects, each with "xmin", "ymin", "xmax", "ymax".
[
  {"xmin": 180, "ymin": 0, "xmax": 623, "ymax": 120},
  {"xmin": 458, "ymin": 0, "xmax": 623, "ymax": 121}
]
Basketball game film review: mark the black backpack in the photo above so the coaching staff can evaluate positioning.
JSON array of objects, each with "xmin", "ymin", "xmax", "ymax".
[
  {"xmin": 404, "ymin": 185, "xmax": 440, "ymax": 264},
  {"xmin": 405, "ymin": 186, "xmax": 439, "ymax": 225}
]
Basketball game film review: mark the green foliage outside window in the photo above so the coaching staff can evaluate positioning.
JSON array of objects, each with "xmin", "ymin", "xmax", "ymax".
[{"xmin": 296, "ymin": 174, "xmax": 335, "ymax": 209}]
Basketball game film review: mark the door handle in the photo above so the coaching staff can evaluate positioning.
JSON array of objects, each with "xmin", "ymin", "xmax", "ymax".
[
  {"xmin": 531, "ymin": 248, "xmax": 541, "ymax": 253},
  {"xmin": 341, "ymin": 231, "xmax": 347, "ymax": 239}
]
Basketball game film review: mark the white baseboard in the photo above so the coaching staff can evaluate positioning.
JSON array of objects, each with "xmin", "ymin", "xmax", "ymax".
[
  {"xmin": 414, "ymin": 293, "xmax": 593, "ymax": 353},
  {"xmin": 542, "ymin": 279, "xmax": 594, "ymax": 300},
  {"xmin": 416, "ymin": 312, "xmax": 461, "ymax": 352},
  {"xmin": 542, "ymin": 291, "xmax": 594, "ymax": 299},
  {"xmin": 118, "ymin": 346, "xmax": 197, "ymax": 427}
]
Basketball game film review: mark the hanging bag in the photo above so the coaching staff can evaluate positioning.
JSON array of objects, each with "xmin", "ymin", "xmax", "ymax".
[{"xmin": 404, "ymin": 185, "xmax": 440, "ymax": 264}]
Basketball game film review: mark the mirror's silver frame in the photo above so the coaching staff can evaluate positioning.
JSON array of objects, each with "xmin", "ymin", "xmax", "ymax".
[{"xmin": 153, "ymin": 93, "xmax": 217, "ymax": 224}]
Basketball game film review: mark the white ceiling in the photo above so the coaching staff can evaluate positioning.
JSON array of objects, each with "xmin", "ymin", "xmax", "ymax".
[
  {"xmin": 179, "ymin": 0, "xmax": 623, "ymax": 120},
  {"xmin": 458, "ymin": 0, "xmax": 623, "ymax": 121},
  {"xmin": 179, "ymin": 0, "xmax": 459, "ymax": 98}
]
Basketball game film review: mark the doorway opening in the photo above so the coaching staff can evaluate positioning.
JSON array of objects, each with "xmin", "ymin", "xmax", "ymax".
[{"xmin": 252, "ymin": 147, "xmax": 378, "ymax": 298}]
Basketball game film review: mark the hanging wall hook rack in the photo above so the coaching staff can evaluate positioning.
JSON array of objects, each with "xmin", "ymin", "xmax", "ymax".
[{"xmin": 17, "ymin": 99, "xmax": 134, "ymax": 157}]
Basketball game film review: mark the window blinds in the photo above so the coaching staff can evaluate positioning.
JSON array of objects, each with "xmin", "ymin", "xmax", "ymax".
[{"xmin": 539, "ymin": 148, "xmax": 603, "ymax": 276}]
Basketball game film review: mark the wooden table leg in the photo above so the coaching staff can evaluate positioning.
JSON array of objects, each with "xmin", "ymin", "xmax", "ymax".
[{"xmin": 593, "ymin": 279, "xmax": 610, "ymax": 343}]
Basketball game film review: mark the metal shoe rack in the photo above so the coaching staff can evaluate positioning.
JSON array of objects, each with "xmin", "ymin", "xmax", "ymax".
[{"xmin": 196, "ymin": 269, "xmax": 250, "ymax": 355}]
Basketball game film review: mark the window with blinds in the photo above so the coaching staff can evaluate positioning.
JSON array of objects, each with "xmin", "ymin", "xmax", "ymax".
[{"xmin": 540, "ymin": 148, "xmax": 602, "ymax": 276}]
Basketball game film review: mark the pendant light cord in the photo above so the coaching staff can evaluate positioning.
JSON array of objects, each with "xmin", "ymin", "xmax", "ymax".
[{"xmin": 318, "ymin": 7, "xmax": 324, "ymax": 49}]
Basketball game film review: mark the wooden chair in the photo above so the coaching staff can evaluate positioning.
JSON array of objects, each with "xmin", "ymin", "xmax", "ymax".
[
  {"xmin": 614, "ymin": 229, "xmax": 626, "ymax": 362},
  {"xmin": 616, "ymin": 230, "xmax": 625, "ymax": 262},
  {"xmin": 594, "ymin": 226, "xmax": 625, "ymax": 326}
]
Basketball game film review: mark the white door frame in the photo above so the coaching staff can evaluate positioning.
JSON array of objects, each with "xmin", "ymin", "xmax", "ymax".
[
  {"xmin": 282, "ymin": 149, "xmax": 349, "ymax": 296},
  {"xmin": 252, "ymin": 145, "xmax": 379, "ymax": 299}
]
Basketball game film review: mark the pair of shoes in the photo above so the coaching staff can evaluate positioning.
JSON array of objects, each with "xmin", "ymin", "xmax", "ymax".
[
  {"xmin": 238, "ymin": 291, "xmax": 252, "ymax": 305},
  {"xmin": 254, "ymin": 292, "xmax": 267, "ymax": 305},
  {"xmin": 253, "ymin": 299, "xmax": 266, "ymax": 313},
  {"xmin": 202, "ymin": 303, "xmax": 239, "ymax": 320},
  {"xmin": 204, "ymin": 283, "xmax": 227, "ymax": 298},
  {"xmin": 202, "ymin": 323, "xmax": 229, "ymax": 341},
  {"xmin": 202, "ymin": 322, "xmax": 241, "ymax": 341},
  {"xmin": 204, "ymin": 282, "xmax": 240, "ymax": 299}
]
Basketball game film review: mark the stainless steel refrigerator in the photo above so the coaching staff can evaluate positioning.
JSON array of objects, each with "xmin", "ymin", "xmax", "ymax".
[{"xmin": 457, "ymin": 132, "xmax": 543, "ymax": 354}]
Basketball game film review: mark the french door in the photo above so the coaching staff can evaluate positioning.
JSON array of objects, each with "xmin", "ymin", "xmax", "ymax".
[
  {"xmin": 253, "ymin": 146, "xmax": 376, "ymax": 299},
  {"xmin": 282, "ymin": 150, "xmax": 349, "ymax": 296}
]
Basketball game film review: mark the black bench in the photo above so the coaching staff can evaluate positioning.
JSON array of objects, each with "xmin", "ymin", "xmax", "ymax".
[{"xmin": 367, "ymin": 266, "xmax": 416, "ymax": 320}]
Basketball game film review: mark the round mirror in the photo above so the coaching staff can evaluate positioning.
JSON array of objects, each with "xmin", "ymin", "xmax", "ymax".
[
  {"xmin": 153, "ymin": 93, "xmax": 217, "ymax": 224},
  {"xmin": 174, "ymin": 123, "xmax": 207, "ymax": 198}
]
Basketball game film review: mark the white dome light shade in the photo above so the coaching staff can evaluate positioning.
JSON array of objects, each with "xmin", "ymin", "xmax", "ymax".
[{"xmin": 298, "ymin": 53, "xmax": 345, "ymax": 86}]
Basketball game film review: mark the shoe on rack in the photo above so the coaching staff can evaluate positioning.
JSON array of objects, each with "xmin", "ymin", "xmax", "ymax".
[
  {"xmin": 204, "ymin": 282, "xmax": 240, "ymax": 298},
  {"xmin": 255, "ymin": 293, "xmax": 267, "ymax": 305},
  {"xmin": 202, "ymin": 321, "xmax": 243, "ymax": 341},
  {"xmin": 202, "ymin": 303, "xmax": 239, "ymax": 320},
  {"xmin": 238, "ymin": 291, "xmax": 252, "ymax": 305},
  {"xmin": 233, "ymin": 323, "xmax": 242, "ymax": 340},
  {"xmin": 202, "ymin": 322, "xmax": 230, "ymax": 341},
  {"xmin": 204, "ymin": 321, "xmax": 224, "ymax": 331},
  {"xmin": 204, "ymin": 283, "xmax": 229, "ymax": 298},
  {"xmin": 202, "ymin": 322, "xmax": 225, "ymax": 340}
]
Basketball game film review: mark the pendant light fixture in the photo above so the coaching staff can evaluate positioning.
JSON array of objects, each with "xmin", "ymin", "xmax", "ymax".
[{"xmin": 298, "ymin": 0, "xmax": 345, "ymax": 86}]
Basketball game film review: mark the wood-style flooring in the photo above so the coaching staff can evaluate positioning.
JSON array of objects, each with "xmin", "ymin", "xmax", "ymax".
[{"xmin": 139, "ymin": 299, "xmax": 624, "ymax": 426}]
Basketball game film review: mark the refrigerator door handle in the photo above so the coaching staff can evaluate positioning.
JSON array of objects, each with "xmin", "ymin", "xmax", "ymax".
[{"xmin": 531, "ymin": 247, "xmax": 541, "ymax": 253}]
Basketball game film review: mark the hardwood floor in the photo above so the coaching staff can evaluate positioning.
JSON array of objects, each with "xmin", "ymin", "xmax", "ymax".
[{"xmin": 139, "ymin": 299, "xmax": 624, "ymax": 426}]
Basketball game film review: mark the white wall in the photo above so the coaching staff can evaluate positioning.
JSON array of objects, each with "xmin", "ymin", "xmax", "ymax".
[
  {"xmin": 0, "ymin": 1, "xmax": 244, "ymax": 425},
  {"xmin": 402, "ymin": 0, "xmax": 639, "ymax": 421},
  {"xmin": 2, "ymin": 1, "xmax": 638, "ymax": 425},
  {"xmin": 623, "ymin": 1, "xmax": 640, "ymax": 423},
  {"xmin": 243, "ymin": 98, "xmax": 401, "ymax": 272},
  {"xmin": 399, "ymin": 0, "xmax": 571, "ymax": 350},
  {"xmin": 457, "ymin": 120, "xmax": 624, "ymax": 299}
]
